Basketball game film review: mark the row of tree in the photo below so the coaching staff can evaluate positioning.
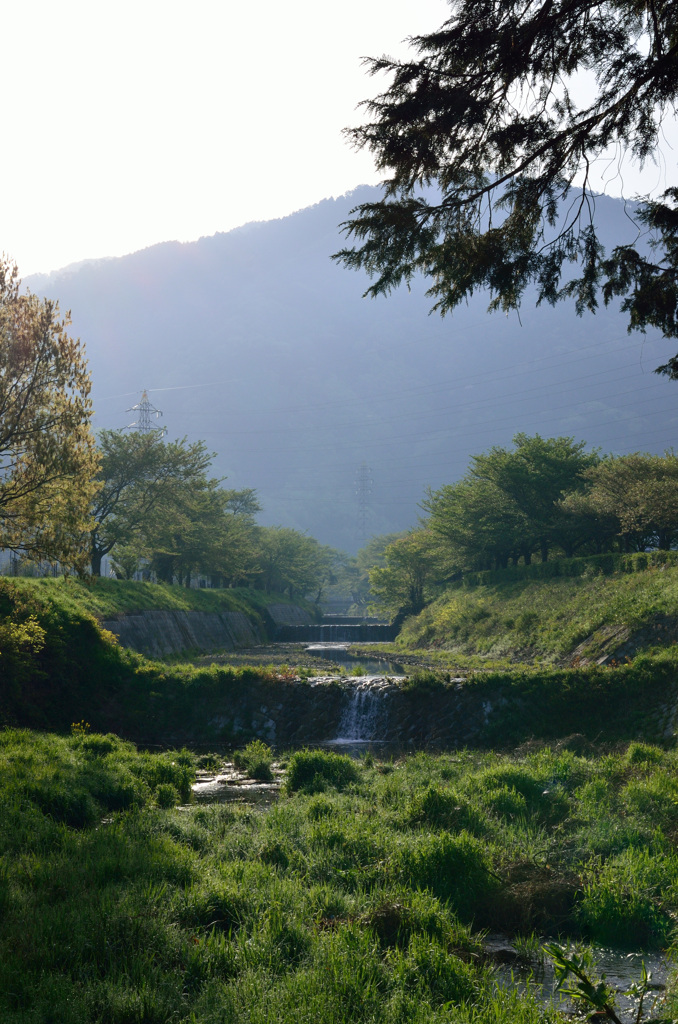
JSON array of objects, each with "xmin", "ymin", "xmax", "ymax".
[
  {"xmin": 0, "ymin": 257, "xmax": 337, "ymax": 598},
  {"xmin": 90, "ymin": 429, "xmax": 339, "ymax": 596},
  {"xmin": 366, "ymin": 434, "xmax": 678, "ymax": 618}
]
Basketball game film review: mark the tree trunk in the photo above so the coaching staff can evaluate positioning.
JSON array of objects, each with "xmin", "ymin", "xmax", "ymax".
[{"xmin": 91, "ymin": 535, "xmax": 103, "ymax": 576}]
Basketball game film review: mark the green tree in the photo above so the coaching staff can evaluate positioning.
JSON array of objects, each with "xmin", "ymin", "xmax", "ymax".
[
  {"xmin": 147, "ymin": 480, "xmax": 262, "ymax": 587},
  {"xmin": 90, "ymin": 431, "xmax": 213, "ymax": 576},
  {"xmin": 340, "ymin": 533, "xmax": 406, "ymax": 611},
  {"xmin": 0, "ymin": 258, "xmax": 99, "ymax": 571},
  {"xmin": 424, "ymin": 476, "xmax": 527, "ymax": 569},
  {"xmin": 469, "ymin": 434, "xmax": 599, "ymax": 562},
  {"xmin": 565, "ymin": 452, "xmax": 678, "ymax": 550},
  {"xmin": 255, "ymin": 527, "xmax": 336, "ymax": 600},
  {"xmin": 368, "ymin": 528, "xmax": 448, "ymax": 619},
  {"xmin": 336, "ymin": 1, "xmax": 678, "ymax": 374}
]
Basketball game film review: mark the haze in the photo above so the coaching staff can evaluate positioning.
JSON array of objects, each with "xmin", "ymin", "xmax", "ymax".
[{"xmin": 5, "ymin": 0, "xmax": 676, "ymax": 277}]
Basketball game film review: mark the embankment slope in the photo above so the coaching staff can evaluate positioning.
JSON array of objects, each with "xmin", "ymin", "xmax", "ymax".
[{"xmin": 396, "ymin": 552, "xmax": 678, "ymax": 668}]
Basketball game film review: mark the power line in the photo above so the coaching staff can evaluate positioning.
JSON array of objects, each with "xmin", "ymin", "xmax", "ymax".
[{"xmin": 355, "ymin": 463, "xmax": 373, "ymax": 541}]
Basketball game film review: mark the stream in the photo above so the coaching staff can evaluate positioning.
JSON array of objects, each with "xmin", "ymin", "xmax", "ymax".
[
  {"xmin": 305, "ymin": 642, "xmax": 406, "ymax": 677},
  {"xmin": 486, "ymin": 934, "xmax": 671, "ymax": 1016}
]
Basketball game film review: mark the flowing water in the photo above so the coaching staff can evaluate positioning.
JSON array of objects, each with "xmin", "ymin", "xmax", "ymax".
[
  {"xmin": 487, "ymin": 935, "xmax": 671, "ymax": 1016},
  {"xmin": 306, "ymin": 643, "xmax": 405, "ymax": 677},
  {"xmin": 327, "ymin": 678, "xmax": 392, "ymax": 747}
]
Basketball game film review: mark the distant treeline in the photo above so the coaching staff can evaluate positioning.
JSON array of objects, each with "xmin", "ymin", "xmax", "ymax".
[{"xmin": 367, "ymin": 434, "xmax": 678, "ymax": 617}]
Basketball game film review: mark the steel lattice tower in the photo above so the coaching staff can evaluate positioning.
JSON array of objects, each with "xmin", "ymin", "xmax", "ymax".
[
  {"xmin": 126, "ymin": 390, "xmax": 164, "ymax": 434},
  {"xmin": 355, "ymin": 463, "xmax": 373, "ymax": 542}
]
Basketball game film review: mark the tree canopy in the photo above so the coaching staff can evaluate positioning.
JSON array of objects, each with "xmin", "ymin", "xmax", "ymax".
[
  {"xmin": 0, "ymin": 259, "xmax": 98, "ymax": 570},
  {"xmin": 425, "ymin": 434, "xmax": 599, "ymax": 566},
  {"xmin": 90, "ymin": 431, "xmax": 216, "ymax": 576},
  {"xmin": 335, "ymin": 0, "xmax": 678, "ymax": 374}
]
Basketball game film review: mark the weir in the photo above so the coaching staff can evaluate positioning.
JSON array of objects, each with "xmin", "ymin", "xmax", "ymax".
[
  {"xmin": 330, "ymin": 678, "xmax": 392, "ymax": 745},
  {"xmin": 276, "ymin": 622, "xmax": 397, "ymax": 642}
]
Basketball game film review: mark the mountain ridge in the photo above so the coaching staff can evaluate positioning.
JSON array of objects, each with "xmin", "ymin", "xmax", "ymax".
[{"xmin": 26, "ymin": 187, "xmax": 678, "ymax": 553}]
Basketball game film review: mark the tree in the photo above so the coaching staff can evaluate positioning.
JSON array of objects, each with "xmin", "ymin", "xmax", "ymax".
[
  {"xmin": 90, "ymin": 430, "xmax": 214, "ymax": 575},
  {"xmin": 335, "ymin": 1, "xmax": 678, "ymax": 374},
  {"xmin": 255, "ymin": 527, "xmax": 337, "ymax": 600},
  {"xmin": 423, "ymin": 433, "xmax": 598, "ymax": 567},
  {"xmin": 147, "ymin": 481, "xmax": 262, "ymax": 587},
  {"xmin": 564, "ymin": 452, "xmax": 678, "ymax": 549},
  {"xmin": 368, "ymin": 529, "xmax": 449, "ymax": 619},
  {"xmin": 424, "ymin": 476, "xmax": 528, "ymax": 569},
  {"xmin": 469, "ymin": 433, "xmax": 599, "ymax": 562},
  {"xmin": 0, "ymin": 258, "xmax": 98, "ymax": 570}
]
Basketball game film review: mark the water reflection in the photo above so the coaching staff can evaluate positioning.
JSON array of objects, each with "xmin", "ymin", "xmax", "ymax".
[
  {"xmin": 306, "ymin": 643, "xmax": 405, "ymax": 677},
  {"xmin": 487, "ymin": 935, "xmax": 670, "ymax": 1016}
]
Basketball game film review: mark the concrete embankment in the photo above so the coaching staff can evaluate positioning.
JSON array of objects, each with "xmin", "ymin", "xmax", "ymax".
[{"xmin": 101, "ymin": 602, "xmax": 315, "ymax": 657}]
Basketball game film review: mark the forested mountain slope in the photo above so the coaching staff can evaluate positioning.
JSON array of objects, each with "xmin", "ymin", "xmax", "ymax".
[{"xmin": 27, "ymin": 188, "xmax": 678, "ymax": 552}]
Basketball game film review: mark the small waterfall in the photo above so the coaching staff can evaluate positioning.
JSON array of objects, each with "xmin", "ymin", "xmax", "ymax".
[{"xmin": 332, "ymin": 680, "xmax": 389, "ymax": 744}]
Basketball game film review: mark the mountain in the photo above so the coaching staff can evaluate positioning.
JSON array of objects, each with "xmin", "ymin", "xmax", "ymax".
[{"xmin": 26, "ymin": 187, "xmax": 678, "ymax": 553}]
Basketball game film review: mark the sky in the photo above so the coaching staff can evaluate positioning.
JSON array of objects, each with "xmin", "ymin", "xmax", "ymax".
[
  {"xmin": 3, "ymin": 0, "xmax": 448, "ymax": 276},
  {"xmin": 4, "ymin": 0, "xmax": 677, "ymax": 277}
]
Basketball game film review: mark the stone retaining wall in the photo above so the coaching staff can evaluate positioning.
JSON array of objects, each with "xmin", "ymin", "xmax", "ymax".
[
  {"xmin": 101, "ymin": 602, "xmax": 316, "ymax": 658},
  {"xmin": 101, "ymin": 609, "xmax": 265, "ymax": 658}
]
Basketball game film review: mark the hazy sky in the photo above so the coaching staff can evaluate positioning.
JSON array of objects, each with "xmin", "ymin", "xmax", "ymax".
[{"xmin": 4, "ymin": 0, "xmax": 676, "ymax": 276}]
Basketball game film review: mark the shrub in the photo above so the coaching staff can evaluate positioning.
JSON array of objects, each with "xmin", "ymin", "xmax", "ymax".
[
  {"xmin": 578, "ymin": 874, "xmax": 672, "ymax": 947},
  {"xmin": 156, "ymin": 783, "xmax": 180, "ymax": 808},
  {"xmin": 76, "ymin": 733, "xmax": 119, "ymax": 757},
  {"xmin": 307, "ymin": 796, "xmax": 335, "ymax": 820},
  {"xmin": 26, "ymin": 783, "xmax": 98, "ymax": 828},
  {"xmin": 393, "ymin": 935, "xmax": 477, "ymax": 1005},
  {"xmin": 395, "ymin": 831, "xmax": 496, "ymax": 919},
  {"xmin": 407, "ymin": 785, "xmax": 485, "ymax": 834},
  {"xmin": 285, "ymin": 750, "xmax": 359, "ymax": 794},
  {"xmin": 625, "ymin": 741, "xmax": 665, "ymax": 765},
  {"xmin": 400, "ymin": 670, "xmax": 449, "ymax": 692},
  {"xmin": 233, "ymin": 740, "xmax": 274, "ymax": 781}
]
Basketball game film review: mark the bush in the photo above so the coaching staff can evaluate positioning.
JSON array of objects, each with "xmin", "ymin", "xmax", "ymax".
[
  {"xmin": 156, "ymin": 783, "xmax": 180, "ymax": 809},
  {"xmin": 407, "ymin": 785, "xmax": 485, "ymax": 834},
  {"xmin": 395, "ymin": 831, "xmax": 496, "ymax": 919},
  {"xmin": 285, "ymin": 750, "xmax": 359, "ymax": 794},
  {"xmin": 233, "ymin": 740, "xmax": 274, "ymax": 781},
  {"xmin": 400, "ymin": 670, "xmax": 449, "ymax": 692}
]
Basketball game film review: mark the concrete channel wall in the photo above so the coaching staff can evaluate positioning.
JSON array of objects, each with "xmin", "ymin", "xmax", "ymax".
[{"xmin": 102, "ymin": 602, "xmax": 315, "ymax": 658}]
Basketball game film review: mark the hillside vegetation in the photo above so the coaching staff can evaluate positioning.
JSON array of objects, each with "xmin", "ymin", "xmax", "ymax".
[
  {"xmin": 0, "ymin": 578, "xmax": 310, "ymax": 738},
  {"xmin": 396, "ymin": 553, "xmax": 678, "ymax": 668},
  {"xmin": 1, "ymin": 575, "xmax": 307, "ymax": 620}
]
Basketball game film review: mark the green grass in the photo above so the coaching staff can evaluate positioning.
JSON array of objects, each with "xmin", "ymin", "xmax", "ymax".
[
  {"xmin": 395, "ymin": 558, "xmax": 678, "ymax": 664},
  {"xmin": 233, "ymin": 740, "xmax": 275, "ymax": 781},
  {"xmin": 1, "ymin": 575, "xmax": 313, "ymax": 620},
  {"xmin": 0, "ymin": 577, "xmax": 318, "ymax": 741},
  {"xmin": 2, "ymin": 730, "xmax": 678, "ymax": 1023}
]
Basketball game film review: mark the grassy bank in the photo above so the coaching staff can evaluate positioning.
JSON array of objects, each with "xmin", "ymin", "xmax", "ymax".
[
  {"xmin": 2, "ymin": 730, "xmax": 677, "ymax": 1023},
  {"xmin": 0, "ymin": 575, "xmax": 312, "ymax": 622},
  {"xmin": 395, "ymin": 556, "xmax": 678, "ymax": 666},
  {"xmin": 0, "ymin": 577, "xmax": 308, "ymax": 738},
  {"xmin": 2, "ymin": 575, "xmax": 678, "ymax": 749}
]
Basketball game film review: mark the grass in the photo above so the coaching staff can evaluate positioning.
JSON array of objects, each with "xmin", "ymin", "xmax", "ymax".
[
  {"xmin": 2, "ymin": 729, "xmax": 678, "ymax": 1023},
  {"xmin": 392, "ymin": 559, "xmax": 678, "ymax": 665},
  {"xmin": 0, "ymin": 577, "xmax": 323, "ymax": 743},
  {"xmin": 1, "ymin": 575, "xmax": 314, "ymax": 621},
  {"xmin": 233, "ymin": 740, "xmax": 275, "ymax": 781}
]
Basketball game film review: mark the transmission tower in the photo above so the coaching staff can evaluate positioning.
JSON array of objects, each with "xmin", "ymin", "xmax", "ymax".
[
  {"xmin": 126, "ymin": 390, "xmax": 165, "ymax": 435},
  {"xmin": 355, "ymin": 463, "xmax": 373, "ymax": 542}
]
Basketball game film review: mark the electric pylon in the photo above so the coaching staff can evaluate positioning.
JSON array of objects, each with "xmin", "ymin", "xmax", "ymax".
[
  {"xmin": 126, "ymin": 390, "xmax": 165, "ymax": 435},
  {"xmin": 355, "ymin": 463, "xmax": 373, "ymax": 542}
]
